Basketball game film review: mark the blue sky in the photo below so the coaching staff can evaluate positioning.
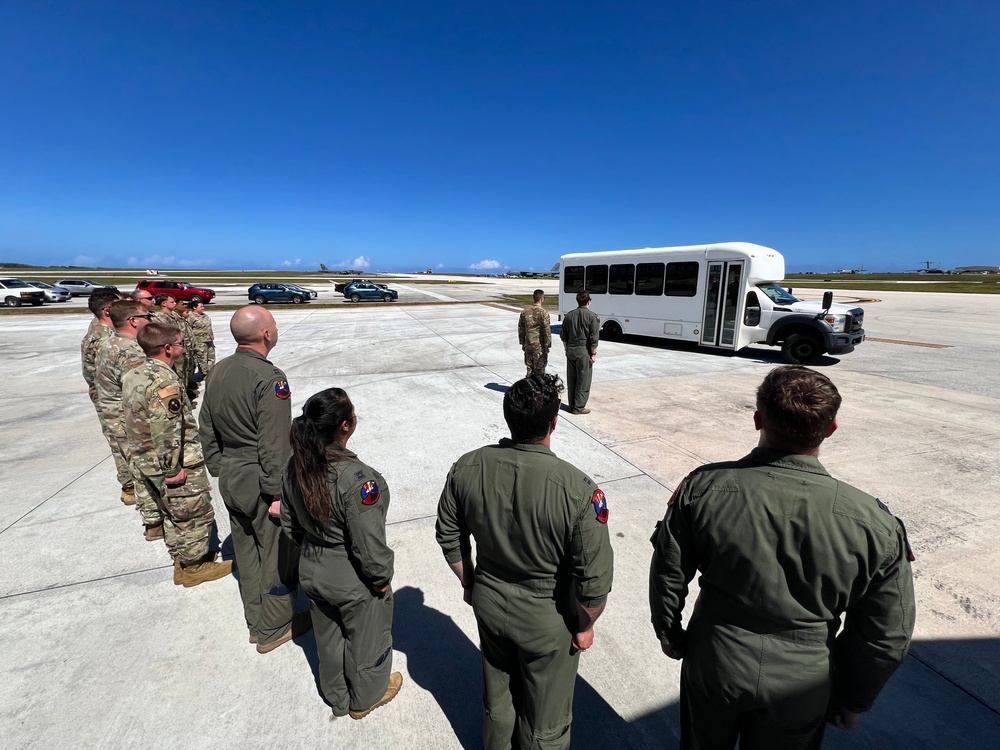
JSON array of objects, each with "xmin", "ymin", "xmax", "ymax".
[{"xmin": 1, "ymin": 1, "xmax": 997, "ymax": 273}]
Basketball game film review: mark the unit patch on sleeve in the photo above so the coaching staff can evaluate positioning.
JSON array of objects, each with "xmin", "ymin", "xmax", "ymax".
[
  {"xmin": 274, "ymin": 380, "xmax": 291, "ymax": 400},
  {"xmin": 353, "ymin": 480, "xmax": 381, "ymax": 513},
  {"xmin": 157, "ymin": 385, "xmax": 182, "ymax": 416},
  {"xmin": 591, "ymin": 489, "xmax": 609, "ymax": 524}
]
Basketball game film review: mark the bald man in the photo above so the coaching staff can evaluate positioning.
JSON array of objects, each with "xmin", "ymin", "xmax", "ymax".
[{"xmin": 199, "ymin": 306, "xmax": 309, "ymax": 652}]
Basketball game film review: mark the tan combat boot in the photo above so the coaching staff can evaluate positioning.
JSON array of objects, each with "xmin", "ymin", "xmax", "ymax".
[
  {"xmin": 178, "ymin": 558, "xmax": 233, "ymax": 588},
  {"xmin": 173, "ymin": 558, "xmax": 181, "ymax": 585},
  {"xmin": 144, "ymin": 524, "xmax": 164, "ymax": 541},
  {"xmin": 349, "ymin": 672, "xmax": 403, "ymax": 720},
  {"xmin": 121, "ymin": 488, "xmax": 137, "ymax": 506}
]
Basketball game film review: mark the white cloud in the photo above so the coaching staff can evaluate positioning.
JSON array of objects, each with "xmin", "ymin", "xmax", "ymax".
[
  {"xmin": 74, "ymin": 255, "xmax": 100, "ymax": 266},
  {"xmin": 351, "ymin": 255, "xmax": 371, "ymax": 269},
  {"xmin": 469, "ymin": 259, "xmax": 502, "ymax": 270},
  {"xmin": 437, "ymin": 263, "xmax": 444, "ymax": 268},
  {"xmin": 126, "ymin": 256, "xmax": 139, "ymax": 266},
  {"xmin": 281, "ymin": 258, "xmax": 303, "ymax": 267}
]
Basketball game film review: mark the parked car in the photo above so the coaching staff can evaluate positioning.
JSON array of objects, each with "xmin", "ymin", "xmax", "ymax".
[
  {"xmin": 135, "ymin": 279, "xmax": 216, "ymax": 303},
  {"xmin": 23, "ymin": 280, "xmax": 71, "ymax": 302},
  {"xmin": 343, "ymin": 282, "xmax": 398, "ymax": 302},
  {"xmin": 55, "ymin": 278, "xmax": 112, "ymax": 297},
  {"xmin": 248, "ymin": 282, "xmax": 318, "ymax": 304},
  {"xmin": 0, "ymin": 278, "xmax": 45, "ymax": 306},
  {"xmin": 333, "ymin": 278, "xmax": 369, "ymax": 293}
]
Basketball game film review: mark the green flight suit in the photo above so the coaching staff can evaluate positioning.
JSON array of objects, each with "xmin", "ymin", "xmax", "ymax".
[
  {"xmin": 437, "ymin": 439, "xmax": 614, "ymax": 750},
  {"xmin": 199, "ymin": 348, "xmax": 296, "ymax": 646},
  {"xmin": 281, "ymin": 450, "xmax": 394, "ymax": 716},
  {"xmin": 559, "ymin": 305, "xmax": 600, "ymax": 411},
  {"xmin": 649, "ymin": 447, "xmax": 916, "ymax": 750}
]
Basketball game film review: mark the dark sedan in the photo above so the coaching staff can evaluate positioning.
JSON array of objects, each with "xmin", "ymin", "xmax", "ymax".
[{"xmin": 248, "ymin": 282, "xmax": 319, "ymax": 304}]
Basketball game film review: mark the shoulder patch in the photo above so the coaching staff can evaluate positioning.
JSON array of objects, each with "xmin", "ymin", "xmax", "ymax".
[
  {"xmin": 591, "ymin": 489, "xmax": 609, "ymax": 524},
  {"xmin": 274, "ymin": 380, "xmax": 291, "ymax": 400},
  {"xmin": 353, "ymin": 480, "xmax": 381, "ymax": 513},
  {"xmin": 583, "ymin": 475, "xmax": 594, "ymax": 486},
  {"xmin": 355, "ymin": 470, "xmax": 365, "ymax": 480},
  {"xmin": 157, "ymin": 386, "xmax": 180, "ymax": 399}
]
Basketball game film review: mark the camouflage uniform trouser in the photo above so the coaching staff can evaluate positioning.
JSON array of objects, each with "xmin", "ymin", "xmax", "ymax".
[
  {"xmin": 100, "ymin": 412, "xmax": 134, "ymax": 493},
  {"xmin": 136, "ymin": 464, "xmax": 215, "ymax": 564},
  {"xmin": 523, "ymin": 348, "xmax": 548, "ymax": 379}
]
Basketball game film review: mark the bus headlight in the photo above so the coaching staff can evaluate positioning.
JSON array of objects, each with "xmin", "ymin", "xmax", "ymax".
[{"xmin": 823, "ymin": 314, "xmax": 847, "ymax": 333}]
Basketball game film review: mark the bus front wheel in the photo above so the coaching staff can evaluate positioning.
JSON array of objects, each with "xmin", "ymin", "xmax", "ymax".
[{"xmin": 781, "ymin": 333, "xmax": 823, "ymax": 364}]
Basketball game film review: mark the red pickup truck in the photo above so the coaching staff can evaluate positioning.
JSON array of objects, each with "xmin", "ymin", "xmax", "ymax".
[{"xmin": 135, "ymin": 279, "xmax": 216, "ymax": 303}]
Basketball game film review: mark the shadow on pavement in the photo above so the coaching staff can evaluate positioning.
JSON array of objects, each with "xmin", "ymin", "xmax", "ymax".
[{"xmin": 394, "ymin": 586, "xmax": 483, "ymax": 748}]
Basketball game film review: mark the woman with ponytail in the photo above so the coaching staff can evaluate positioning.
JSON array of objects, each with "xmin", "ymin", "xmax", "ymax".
[{"xmin": 281, "ymin": 388, "xmax": 402, "ymax": 719}]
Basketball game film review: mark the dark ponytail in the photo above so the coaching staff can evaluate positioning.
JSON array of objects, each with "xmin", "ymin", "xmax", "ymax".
[{"xmin": 289, "ymin": 388, "xmax": 354, "ymax": 523}]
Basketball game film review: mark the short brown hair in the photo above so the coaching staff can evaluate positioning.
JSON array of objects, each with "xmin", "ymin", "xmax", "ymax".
[
  {"xmin": 533, "ymin": 289, "xmax": 545, "ymax": 303},
  {"xmin": 576, "ymin": 292, "xmax": 591, "ymax": 306},
  {"xmin": 154, "ymin": 293, "xmax": 175, "ymax": 307},
  {"xmin": 756, "ymin": 366, "xmax": 842, "ymax": 451},
  {"xmin": 137, "ymin": 322, "xmax": 180, "ymax": 355},
  {"xmin": 109, "ymin": 300, "xmax": 144, "ymax": 328},
  {"xmin": 88, "ymin": 289, "xmax": 120, "ymax": 317}
]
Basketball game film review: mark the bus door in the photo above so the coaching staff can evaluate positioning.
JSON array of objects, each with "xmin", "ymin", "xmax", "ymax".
[{"xmin": 701, "ymin": 261, "xmax": 744, "ymax": 349}]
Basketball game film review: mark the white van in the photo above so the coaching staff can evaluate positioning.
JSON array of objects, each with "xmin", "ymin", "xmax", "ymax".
[{"xmin": 559, "ymin": 242, "xmax": 865, "ymax": 364}]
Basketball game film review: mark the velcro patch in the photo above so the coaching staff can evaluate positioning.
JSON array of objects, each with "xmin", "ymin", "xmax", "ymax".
[
  {"xmin": 274, "ymin": 380, "xmax": 291, "ymax": 400},
  {"xmin": 591, "ymin": 489, "xmax": 609, "ymax": 524}
]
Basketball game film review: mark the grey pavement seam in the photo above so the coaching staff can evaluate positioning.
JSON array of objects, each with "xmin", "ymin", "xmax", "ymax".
[{"xmin": 0, "ymin": 456, "xmax": 113, "ymax": 536}]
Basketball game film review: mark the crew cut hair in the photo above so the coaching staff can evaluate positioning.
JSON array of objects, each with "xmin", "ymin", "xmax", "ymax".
[
  {"xmin": 137, "ymin": 323, "xmax": 179, "ymax": 355},
  {"xmin": 109, "ymin": 300, "xmax": 144, "ymax": 328},
  {"xmin": 756, "ymin": 366, "xmax": 842, "ymax": 452},
  {"xmin": 532, "ymin": 289, "xmax": 545, "ymax": 303},
  {"xmin": 576, "ymin": 292, "xmax": 591, "ymax": 306},
  {"xmin": 503, "ymin": 373, "xmax": 564, "ymax": 444}
]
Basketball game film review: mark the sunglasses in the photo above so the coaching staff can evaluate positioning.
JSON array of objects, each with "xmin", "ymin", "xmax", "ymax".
[{"xmin": 130, "ymin": 314, "xmax": 154, "ymax": 321}]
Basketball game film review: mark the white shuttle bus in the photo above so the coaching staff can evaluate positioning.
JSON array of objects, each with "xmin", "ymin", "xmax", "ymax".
[{"xmin": 558, "ymin": 242, "xmax": 865, "ymax": 364}]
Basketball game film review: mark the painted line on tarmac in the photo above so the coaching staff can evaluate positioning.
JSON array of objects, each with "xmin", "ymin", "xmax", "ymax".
[{"xmin": 866, "ymin": 337, "xmax": 952, "ymax": 349}]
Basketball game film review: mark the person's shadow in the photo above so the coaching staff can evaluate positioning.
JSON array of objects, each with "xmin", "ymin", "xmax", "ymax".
[
  {"xmin": 394, "ymin": 587, "xmax": 483, "ymax": 748},
  {"xmin": 393, "ymin": 586, "xmax": 682, "ymax": 749}
]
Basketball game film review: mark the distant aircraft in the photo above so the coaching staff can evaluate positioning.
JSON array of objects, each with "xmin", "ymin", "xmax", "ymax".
[
  {"xmin": 515, "ymin": 263, "xmax": 560, "ymax": 279},
  {"xmin": 834, "ymin": 265, "xmax": 866, "ymax": 274}
]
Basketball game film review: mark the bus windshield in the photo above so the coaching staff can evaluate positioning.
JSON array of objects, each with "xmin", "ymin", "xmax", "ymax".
[{"xmin": 756, "ymin": 282, "xmax": 799, "ymax": 304}]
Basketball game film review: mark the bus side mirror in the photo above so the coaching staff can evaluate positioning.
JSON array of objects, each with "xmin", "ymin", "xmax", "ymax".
[{"xmin": 822, "ymin": 291, "xmax": 833, "ymax": 311}]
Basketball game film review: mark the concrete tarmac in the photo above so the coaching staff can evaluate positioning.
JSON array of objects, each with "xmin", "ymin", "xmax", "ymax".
[{"xmin": 1, "ymin": 289, "xmax": 998, "ymax": 749}]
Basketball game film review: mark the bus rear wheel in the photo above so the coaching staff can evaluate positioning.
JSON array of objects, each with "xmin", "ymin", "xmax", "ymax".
[
  {"xmin": 781, "ymin": 333, "xmax": 823, "ymax": 364},
  {"xmin": 601, "ymin": 321, "xmax": 623, "ymax": 341}
]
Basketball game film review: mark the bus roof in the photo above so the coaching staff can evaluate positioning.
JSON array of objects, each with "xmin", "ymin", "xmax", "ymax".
[{"xmin": 560, "ymin": 242, "xmax": 776, "ymax": 262}]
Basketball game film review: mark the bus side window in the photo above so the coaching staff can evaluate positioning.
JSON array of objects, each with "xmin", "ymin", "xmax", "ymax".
[
  {"xmin": 586, "ymin": 265, "xmax": 608, "ymax": 294},
  {"xmin": 609, "ymin": 264, "xmax": 634, "ymax": 295},
  {"xmin": 665, "ymin": 262, "xmax": 698, "ymax": 296},
  {"xmin": 564, "ymin": 266, "xmax": 585, "ymax": 293},
  {"xmin": 744, "ymin": 291, "xmax": 761, "ymax": 326},
  {"xmin": 636, "ymin": 262, "xmax": 664, "ymax": 295}
]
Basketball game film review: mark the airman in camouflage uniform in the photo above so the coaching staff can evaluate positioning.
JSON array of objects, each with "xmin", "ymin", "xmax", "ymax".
[
  {"xmin": 518, "ymin": 289, "xmax": 551, "ymax": 378},
  {"xmin": 123, "ymin": 322, "xmax": 232, "ymax": 587},
  {"xmin": 187, "ymin": 300, "xmax": 216, "ymax": 376},
  {"xmin": 94, "ymin": 299, "xmax": 156, "ymax": 513},
  {"xmin": 81, "ymin": 292, "xmax": 128, "ymax": 491},
  {"xmin": 151, "ymin": 294, "xmax": 195, "ymax": 388},
  {"xmin": 437, "ymin": 374, "xmax": 614, "ymax": 750},
  {"xmin": 82, "ymin": 295, "xmax": 120, "ymax": 390},
  {"xmin": 649, "ymin": 367, "xmax": 915, "ymax": 749}
]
